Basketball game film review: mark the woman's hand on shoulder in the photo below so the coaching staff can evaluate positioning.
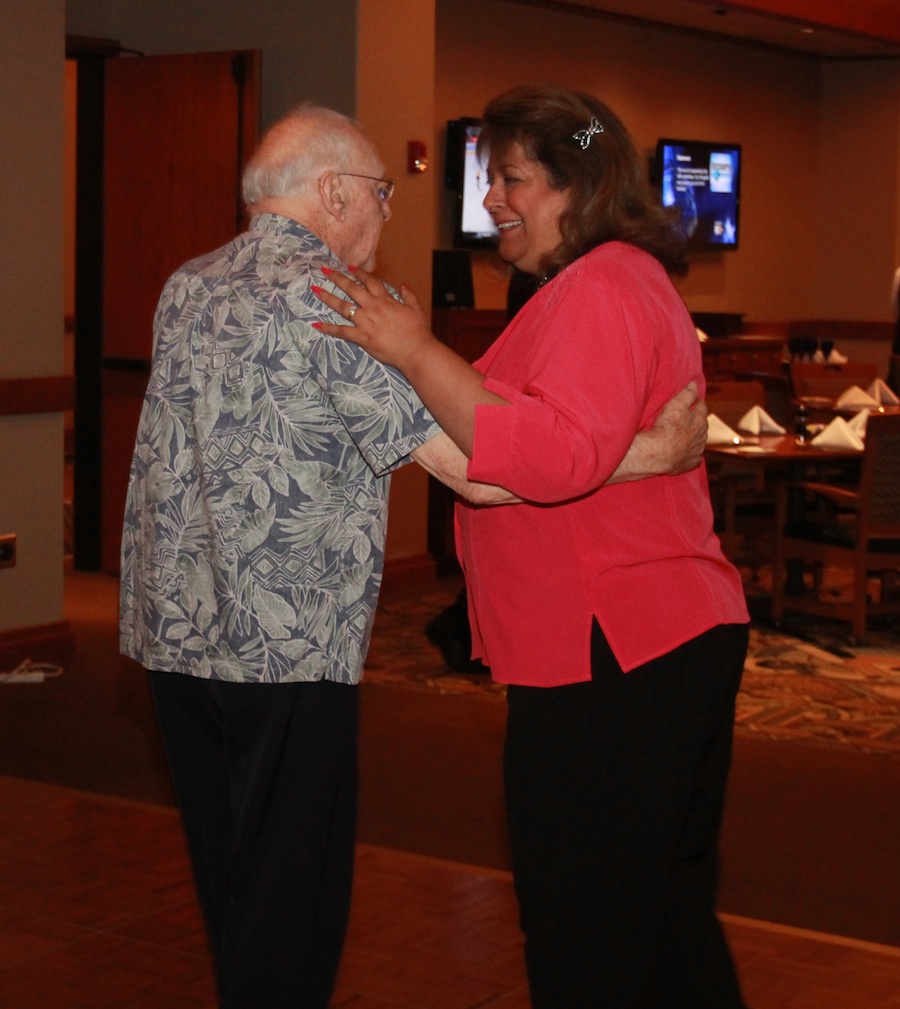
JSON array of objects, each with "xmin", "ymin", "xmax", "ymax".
[
  {"xmin": 313, "ymin": 266, "xmax": 506, "ymax": 457},
  {"xmin": 311, "ymin": 267, "xmax": 435, "ymax": 370}
]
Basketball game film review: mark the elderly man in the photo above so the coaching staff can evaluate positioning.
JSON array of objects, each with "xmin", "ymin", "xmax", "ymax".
[{"xmin": 120, "ymin": 103, "xmax": 706, "ymax": 1009}]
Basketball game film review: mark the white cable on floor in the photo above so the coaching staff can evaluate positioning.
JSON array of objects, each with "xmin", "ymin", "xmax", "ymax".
[{"xmin": 0, "ymin": 658, "xmax": 64, "ymax": 683}]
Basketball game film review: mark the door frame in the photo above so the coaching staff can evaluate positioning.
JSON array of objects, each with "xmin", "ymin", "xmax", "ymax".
[{"xmin": 67, "ymin": 36, "xmax": 121, "ymax": 570}]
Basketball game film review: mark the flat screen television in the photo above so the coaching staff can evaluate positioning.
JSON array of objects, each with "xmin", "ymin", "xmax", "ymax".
[
  {"xmin": 445, "ymin": 118, "xmax": 498, "ymax": 248},
  {"xmin": 655, "ymin": 138, "xmax": 742, "ymax": 250}
]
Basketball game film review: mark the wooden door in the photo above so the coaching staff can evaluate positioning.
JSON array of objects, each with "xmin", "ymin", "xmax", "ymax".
[{"xmin": 98, "ymin": 50, "xmax": 259, "ymax": 572}]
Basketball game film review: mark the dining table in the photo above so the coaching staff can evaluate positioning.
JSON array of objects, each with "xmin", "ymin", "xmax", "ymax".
[
  {"xmin": 704, "ymin": 432, "xmax": 864, "ymax": 588},
  {"xmin": 705, "ymin": 432, "xmax": 864, "ymax": 465},
  {"xmin": 798, "ymin": 395, "xmax": 900, "ymax": 424}
]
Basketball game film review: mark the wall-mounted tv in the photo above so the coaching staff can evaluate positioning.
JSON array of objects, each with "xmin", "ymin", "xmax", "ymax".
[
  {"xmin": 655, "ymin": 138, "xmax": 741, "ymax": 251},
  {"xmin": 445, "ymin": 118, "xmax": 498, "ymax": 249}
]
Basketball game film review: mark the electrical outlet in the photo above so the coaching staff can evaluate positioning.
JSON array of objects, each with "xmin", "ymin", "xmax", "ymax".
[{"xmin": 0, "ymin": 534, "xmax": 16, "ymax": 569}]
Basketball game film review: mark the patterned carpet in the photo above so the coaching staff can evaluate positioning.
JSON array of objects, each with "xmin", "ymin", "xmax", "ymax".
[
  {"xmin": 366, "ymin": 581, "xmax": 900, "ymax": 757},
  {"xmin": 738, "ymin": 623, "xmax": 900, "ymax": 754}
]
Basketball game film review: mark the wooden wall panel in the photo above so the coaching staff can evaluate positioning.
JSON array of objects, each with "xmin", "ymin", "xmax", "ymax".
[{"xmin": 0, "ymin": 377, "xmax": 75, "ymax": 417}]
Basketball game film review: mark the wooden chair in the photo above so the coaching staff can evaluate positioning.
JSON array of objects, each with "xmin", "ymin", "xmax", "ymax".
[
  {"xmin": 772, "ymin": 413, "xmax": 900, "ymax": 642},
  {"xmin": 886, "ymin": 355, "xmax": 900, "ymax": 396},
  {"xmin": 705, "ymin": 380, "xmax": 771, "ymax": 566},
  {"xmin": 789, "ymin": 361, "xmax": 878, "ymax": 402}
]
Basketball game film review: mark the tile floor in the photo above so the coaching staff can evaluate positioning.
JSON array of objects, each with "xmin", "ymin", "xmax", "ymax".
[{"xmin": 0, "ymin": 775, "xmax": 898, "ymax": 1008}]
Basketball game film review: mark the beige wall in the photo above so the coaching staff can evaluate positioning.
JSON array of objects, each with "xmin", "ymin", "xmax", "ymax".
[
  {"xmin": 818, "ymin": 60, "xmax": 900, "ymax": 321},
  {"xmin": 357, "ymin": 0, "xmax": 437, "ymax": 563},
  {"xmin": 0, "ymin": 0, "xmax": 66, "ymax": 633}
]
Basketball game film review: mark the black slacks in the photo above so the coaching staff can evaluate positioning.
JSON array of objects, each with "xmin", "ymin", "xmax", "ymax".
[
  {"xmin": 149, "ymin": 671, "xmax": 358, "ymax": 1009},
  {"xmin": 504, "ymin": 621, "xmax": 750, "ymax": 1009}
]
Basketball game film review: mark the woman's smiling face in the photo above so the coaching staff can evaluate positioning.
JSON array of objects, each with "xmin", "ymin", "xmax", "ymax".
[{"xmin": 484, "ymin": 142, "xmax": 570, "ymax": 277}]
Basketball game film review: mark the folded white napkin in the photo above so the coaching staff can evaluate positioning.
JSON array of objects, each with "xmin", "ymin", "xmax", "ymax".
[
  {"xmin": 835, "ymin": 385, "xmax": 880, "ymax": 408},
  {"xmin": 707, "ymin": 413, "xmax": 741, "ymax": 445},
  {"xmin": 813, "ymin": 349, "xmax": 826, "ymax": 363},
  {"xmin": 827, "ymin": 348, "xmax": 848, "ymax": 364},
  {"xmin": 695, "ymin": 327, "xmax": 709, "ymax": 343},
  {"xmin": 737, "ymin": 405, "xmax": 786, "ymax": 435},
  {"xmin": 810, "ymin": 416, "xmax": 865, "ymax": 451},
  {"xmin": 848, "ymin": 409, "xmax": 869, "ymax": 437},
  {"xmin": 867, "ymin": 378, "xmax": 900, "ymax": 405}
]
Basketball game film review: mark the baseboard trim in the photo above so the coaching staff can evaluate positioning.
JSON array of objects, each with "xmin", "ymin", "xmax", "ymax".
[
  {"xmin": 0, "ymin": 376, "xmax": 75, "ymax": 417},
  {"xmin": 0, "ymin": 621, "xmax": 75, "ymax": 669}
]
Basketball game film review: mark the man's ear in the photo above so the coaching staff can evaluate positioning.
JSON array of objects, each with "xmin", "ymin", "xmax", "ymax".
[{"xmin": 319, "ymin": 172, "xmax": 347, "ymax": 221}]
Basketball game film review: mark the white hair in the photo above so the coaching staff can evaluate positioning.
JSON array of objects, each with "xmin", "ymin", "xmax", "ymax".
[{"xmin": 241, "ymin": 103, "xmax": 368, "ymax": 207}]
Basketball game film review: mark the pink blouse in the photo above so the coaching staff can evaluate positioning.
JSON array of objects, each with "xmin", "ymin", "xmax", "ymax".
[{"xmin": 459, "ymin": 242, "xmax": 749, "ymax": 684}]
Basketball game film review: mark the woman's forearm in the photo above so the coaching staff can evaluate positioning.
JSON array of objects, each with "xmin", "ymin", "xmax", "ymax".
[{"xmin": 400, "ymin": 338, "xmax": 507, "ymax": 458}]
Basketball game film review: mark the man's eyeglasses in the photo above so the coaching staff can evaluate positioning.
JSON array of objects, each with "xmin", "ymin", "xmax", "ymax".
[{"xmin": 337, "ymin": 173, "xmax": 395, "ymax": 202}]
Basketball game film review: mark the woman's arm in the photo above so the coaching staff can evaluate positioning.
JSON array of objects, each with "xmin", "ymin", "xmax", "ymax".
[
  {"xmin": 313, "ymin": 268, "xmax": 708, "ymax": 484},
  {"xmin": 608, "ymin": 382, "xmax": 707, "ymax": 483},
  {"xmin": 313, "ymin": 268, "xmax": 499, "ymax": 456},
  {"xmin": 413, "ymin": 434, "xmax": 521, "ymax": 505},
  {"xmin": 414, "ymin": 381, "xmax": 706, "ymax": 504}
]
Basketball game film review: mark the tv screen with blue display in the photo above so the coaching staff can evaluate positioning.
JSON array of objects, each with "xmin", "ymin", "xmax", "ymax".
[{"xmin": 656, "ymin": 138, "xmax": 742, "ymax": 250}]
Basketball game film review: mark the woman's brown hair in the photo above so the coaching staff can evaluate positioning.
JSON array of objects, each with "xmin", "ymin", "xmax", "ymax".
[{"xmin": 478, "ymin": 84, "xmax": 687, "ymax": 279}]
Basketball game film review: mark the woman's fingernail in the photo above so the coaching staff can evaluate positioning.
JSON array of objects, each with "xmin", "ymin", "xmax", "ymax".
[
  {"xmin": 310, "ymin": 285, "xmax": 323, "ymax": 294},
  {"xmin": 347, "ymin": 265, "xmax": 358, "ymax": 272},
  {"xmin": 310, "ymin": 321, "xmax": 323, "ymax": 329},
  {"xmin": 321, "ymin": 266, "xmax": 333, "ymax": 275}
]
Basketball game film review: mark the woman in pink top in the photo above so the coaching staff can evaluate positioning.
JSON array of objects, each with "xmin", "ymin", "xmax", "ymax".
[{"xmin": 317, "ymin": 85, "xmax": 751, "ymax": 1009}]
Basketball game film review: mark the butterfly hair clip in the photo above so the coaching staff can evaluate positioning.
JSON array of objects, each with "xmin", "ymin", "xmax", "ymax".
[{"xmin": 572, "ymin": 117, "xmax": 604, "ymax": 150}]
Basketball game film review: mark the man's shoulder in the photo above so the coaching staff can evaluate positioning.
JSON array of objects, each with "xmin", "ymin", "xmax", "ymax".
[
  {"xmin": 164, "ymin": 231, "xmax": 250, "ymax": 287},
  {"xmin": 168, "ymin": 215, "xmax": 331, "ymax": 289}
]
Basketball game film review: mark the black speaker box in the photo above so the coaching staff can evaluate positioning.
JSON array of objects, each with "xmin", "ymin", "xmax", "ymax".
[{"xmin": 432, "ymin": 249, "xmax": 474, "ymax": 309}]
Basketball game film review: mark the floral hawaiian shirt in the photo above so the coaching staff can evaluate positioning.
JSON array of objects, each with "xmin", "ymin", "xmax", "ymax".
[{"xmin": 120, "ymin": 214, "xmax": 439, "ymax": 684}]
